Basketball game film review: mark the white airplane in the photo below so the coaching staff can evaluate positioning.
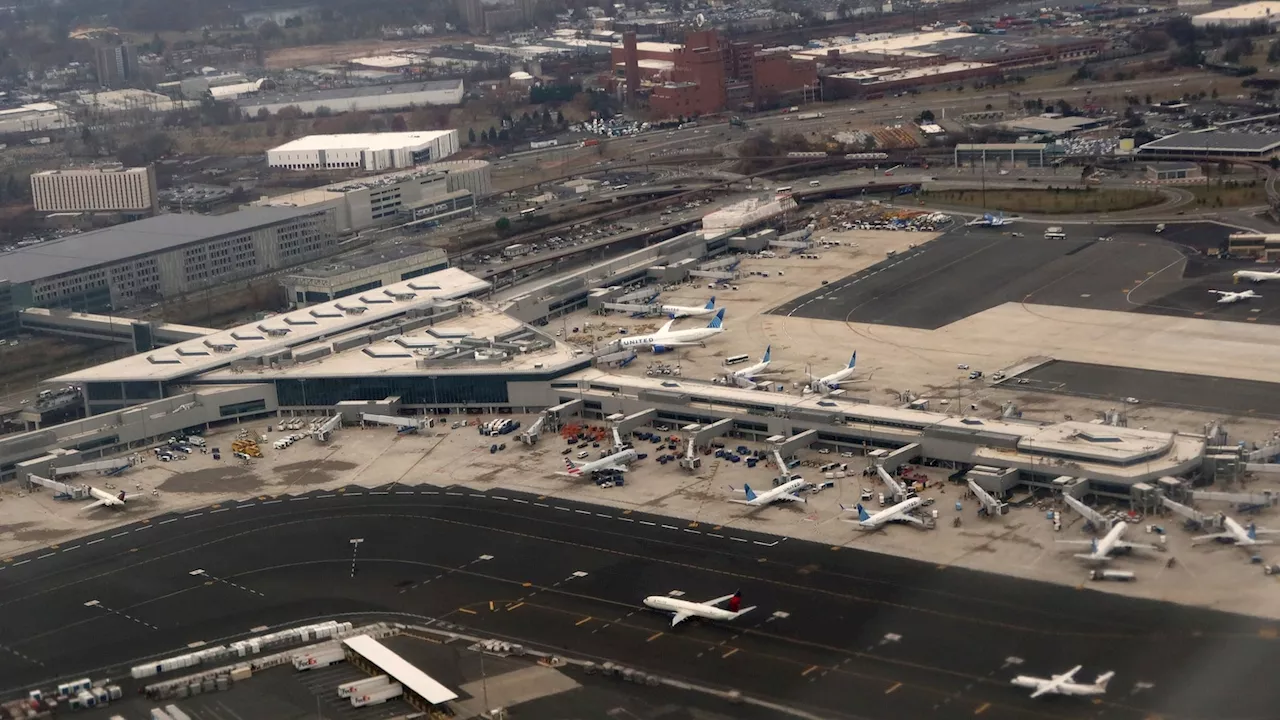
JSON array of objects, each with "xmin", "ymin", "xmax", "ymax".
[
  {"xmin": 557, "ymin": 448, "xmax": 639, "ymax": 477},
  {"xmin": 808, "ymin": 352, "xmax": 859, "ymax": 393},
  {"xmin": 966, "ymin": 211, "xmax": 1021, "ymax": 227},
  {"xmin": 728, "ymin": 478, "xmax": 807, "ymax": 506},
  {"xmin": 663, "ymin": 297, "xmax": 717, "ymax": 318},
  {"xmin": 729, "ymin": 346, "xmax": 778, "ymax": 388},
  {"xmin": 1192, "ymin": 514, "xmax": 1279, "ymax": 547},
  {"xmin": 1234, "ymin": 270, "xmax": 1280, "ymax": 284},
  {"xmin": 1012, "ymin": 666, "xmax": 1115, "ymax": 699},
  {"xmin": 1209, "ymin": 289, "xmax": 1260, "ymax": 304},
  {"xmin": 619, "ymin": 309, "xmax": 726, "ymax": 353},
  {"xmin": 841, "ymin": 497, "xmax": 926, "ymax": 529},
  {"xmin": 1056, "ymin": 521, "xmax": 1159, "ymax": 563},
  {"xmin": 83, "ymin": 487, "xmax": 127, "ymax": 511},
  {"xmin": 643, "ymin": 590, "xmax": 756, "ymax": 627}
]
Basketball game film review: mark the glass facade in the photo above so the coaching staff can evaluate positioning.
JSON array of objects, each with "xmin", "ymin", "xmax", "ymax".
[
  {"xmin": 272, "ymin": 364, "xmax": 591, "ymax": 407},
  {"xmin": 219, "ymin": 399, "xmax": 267, "ymax": 417}
]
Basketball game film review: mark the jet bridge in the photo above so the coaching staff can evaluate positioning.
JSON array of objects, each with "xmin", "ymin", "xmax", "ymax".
[
  {"xmin": 315, "ymin": 414, "xmax": 343, "ymax": 443},
  {"xmin": 1162, "ymin": 495, "xmax": 1211, "ymax": 528},
  {"xmin": 967, "ymin": 479, "xmax": 1007, "ymax": 517},
  {"xmin": 1062, "ymin": 494, "xmax": 1112, "ymax": 532},
  {"xmin": 519, "ymin": 414, "xmax": 547, "ymax": 445},
  {"xmin": 360, "ymin": 413, "xmax": 421, "ymax": 433},
  {"xmin": 1191, "ymin": 489, "xmax": 1279, "ymax": 508},
  {"xmin": 690, "ymin": 418, "xmax": 733, "ymax": 448},
  {"xmin": 875, "ymin": 465, "xmax": 908, "ymax": 502},
  {"xmin": 544, "ymin": 399, "xmax": 583, "ymax": 433},
  {"xmin": 614, "ymin": 409, "xmax": 657, "ymax": 437},
  {"xmin": 51, "ymin": 458, "xmax": 133, "ymax": 478},
  {"xmin": 26, "ymin": 474, "xmax": 89, "ymax": 500},
  {"xmin": 600, "ymin": 302, "xmax": 662, "ymax": 316},
  {"xmin": 688, "ymin": 270, "xmax": 735, "ymax": 281}
]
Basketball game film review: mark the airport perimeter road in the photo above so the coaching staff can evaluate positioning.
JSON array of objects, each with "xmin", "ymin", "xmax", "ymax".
[{"xmin": 1, "ymin": 486, "xmax": 1277, "ymax": 720}]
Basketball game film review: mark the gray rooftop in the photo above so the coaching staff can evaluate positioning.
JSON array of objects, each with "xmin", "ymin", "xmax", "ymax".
[
  {"xmin": 0, "ymin": 206, "xmax": 322, "ymax": 285},
  {"xmin": 290, "ymin": 237, "xmax": 446, "ymax": 278},
  {"xmin": 239, "ymin": 79, "xmax": 464, "ymax": 107},
  {"xmin": 1138, "ymin": 131, "xmax": 1280, "ymax": 153}
]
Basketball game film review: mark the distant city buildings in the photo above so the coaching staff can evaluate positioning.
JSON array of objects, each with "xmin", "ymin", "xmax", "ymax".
[
  {"xmin": 30, "ymin": 166, "xmax": 158, "ymax": 218},
  {"xmin": 94, "ymin": 44, "xmax": 139, "ymax": 89}
]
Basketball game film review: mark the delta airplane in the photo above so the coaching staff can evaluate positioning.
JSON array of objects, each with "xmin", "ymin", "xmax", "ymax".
[
  {"xmin": 1056, "ymin": 522, "xmax": 1159, "ymax": 563},
  {"xmin": 841, "ymin": 497, "xmax": 926, "ymax": 529},
  {"xmin": 618, "ymin": 309, "xmax": 726, "ymax": 353},
  {"xmin": 1192, "ymin": 514, "xmax": 1279, "ymax": 547},
  {"xmin": 1210, "ymin": 289, "xmax": 1261, "ymax": 304},
  {"xmin": 83, "ymin": 487, "xmax": 127, "ymax": 511},
  {"xmin": 728, "ymin": 478, "xmax": 807, "ymax": 506},
  {"xmin": 1235, "ymin": 269, "xmax": 1280, "ymax": 283},
  {"xmin": 729, "ymin": 346, "xmax": 778, "ymax": 388},
  {"xmin": 1012, "ymin": 666, "xmax": 1115, "ymax": 699},
  {"xmin": 558, "ymin": 448, "xmax": 639, "ymax": 477},
  {"xmin": 643, "ymin": 590, "xmax": 756, "ymax": 627},
  {"xmin": 662, "ymin": 297, "xmax": 717, "ymax": 318},
  {"xmin": 808, "ymin": 352, "xmax": 859, "ymax": 393},
  {"xmin": 966, "ymin": 211, "xmax": 1021, "ymax": 227}
]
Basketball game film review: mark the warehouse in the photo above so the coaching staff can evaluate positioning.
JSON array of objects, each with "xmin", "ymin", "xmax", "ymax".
[
  {"xmin": 0, "ymin": 206, "xmax": 338, "ymax": 316},
  {"xmin": 267, "ymin": 130, "xmax": 460, "ymax": 172},
  {"xmin": 1136, "ymin": 131, "xmax": 1280, "ymax": 161},
  {"xmin": 237, "ymin": 79, "xmax": 464, "ymax": 117},
  {"xmin": 1192, "ymin": 1, "xmax": 1280, "ymax": 28}
]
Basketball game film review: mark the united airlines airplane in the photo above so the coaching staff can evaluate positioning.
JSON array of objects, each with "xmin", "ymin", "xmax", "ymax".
[{"xmin": 618, "ymin": 309, "xmax": 726, "ymax": 353}]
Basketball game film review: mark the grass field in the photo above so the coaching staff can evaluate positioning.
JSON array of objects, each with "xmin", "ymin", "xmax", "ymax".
[
  {"xmin": 1185, "ymin": 180, "xmax": 1271, "ymax": 208},
  {"xmin": 926, "ymin": 187, "xmax": 1164, "ymax": 214}
]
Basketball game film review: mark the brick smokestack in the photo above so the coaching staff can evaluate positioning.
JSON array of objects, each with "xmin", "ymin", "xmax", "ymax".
[{"xmin": 623, "ymin": 31, "xmax": 640, "ymax": 108}]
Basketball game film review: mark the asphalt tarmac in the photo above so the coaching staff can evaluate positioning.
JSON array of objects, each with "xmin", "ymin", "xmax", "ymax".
[{"xmin": 2, "ymin": 485, "xmax": 1279, "ymax": 720}]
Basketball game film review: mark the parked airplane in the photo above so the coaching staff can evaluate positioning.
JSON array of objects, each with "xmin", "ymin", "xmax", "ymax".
[
  {"xmin": 1234, "ymin": 270, "xmax": 1280, "ymax": 284},
  {"xmin": 841, "ymin": 497, "xmax": 926, "ymax": 529},
  {"xmin": 558, "ymin": 448, "xmax": 639, "ymax": 477},
  {"xmin": 808, "ymin": 352, "xmax": 859, "ymax": 393},
  {"xmin": 1012, "ymin": 666, "xmax": 1115, "ymax": 698},
  {"xmin": 618, "ymin": 309, "xmax": 726, "ymax": 353},
  {"xmin": 728, "ymin": 478, "xmax": 807, "ymax": 506},
  {"xmin": 643, "ymin": 590, "xmax": 756, "ymax": 627},
  {"xmin": 1057, "ymin": 521, "xmax": 1159, "ymax": 563},
  {"xmin": 966, "ymin": 211, "xmax": 1021, "ymax": 227},
  {"xmin": 83, "ymin": 487, "xmax": 127, "ymax": 511},
  {"xmin": 1210, "ymin": 289, "xmax": 1261, "ymax": 304},
  {"xmin": 1192, "ymin": 513, "xmax": 1279, "ymax": 546},
  {"xmin": 730, "ymin": 346, "xmax": 778, "ymax": 388},
  {"xmin": 663, "ymin": 297, "xmax": 717, "ymax": 318}
]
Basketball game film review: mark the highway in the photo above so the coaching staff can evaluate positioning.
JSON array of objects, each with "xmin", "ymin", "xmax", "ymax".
[{"xmin": 2, "ymin": 485, "xmax": 1278, "ymax": 720}]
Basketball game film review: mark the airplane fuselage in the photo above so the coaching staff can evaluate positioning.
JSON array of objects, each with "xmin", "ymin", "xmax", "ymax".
[
  {"xmin": 643, "ymin": 596, "xmax": 738, "ymax": 622},
  {"xmin": 736, "ymin": 479, "xmax": 807, "ymax": 505},
  {"xmin": 854, "ymin": 496, "xmax": 924, "ymax": 528},
  {"xmin": 619, "ymin": 327, "xmax": 723, "ymax": 351}
]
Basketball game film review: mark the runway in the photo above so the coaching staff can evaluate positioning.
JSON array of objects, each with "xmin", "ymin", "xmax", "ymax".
[{"xmin": 3, "ymin": 485, "xmax": 1278, "ymax": 720}]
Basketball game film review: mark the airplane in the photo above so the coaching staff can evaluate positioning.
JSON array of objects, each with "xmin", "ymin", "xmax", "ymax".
[
  {"xmin": 841, "ymin": 497, "xmax": 927, "ymax": 529},
  {"xmin": 643, "ymin": 590, "xmax": 756, "ymax": 627},
  {"xmin": 662, "ymin": 297, "xmax": 717, "ymax": 318},
  {"xmin": 1209, "ymin": 289, "xmax": 1260, "ymax": 304},
  {"xmin": 966, "ymin": 211, "xmax": 1021, "ymax": 227},
  {"xmin": 807, "ymin": 352, "xmax": 859, "ymax": 393},
  {"xmin": 557, "ymin": 448, "xmax": 639, "ymax": 478},
  {"xmin": 1234, "ymin": 270, "xmax": 1280, "ymax": 284},
  {"xmin": 728, "ymin": 478, "xmax": 808, "ymax": 506},
  {"xmin": 1056, "ymin": 521, "xmax": 1159, "ymax": 563},
  {"xmin": 82, "ymin": 487, "xmax": 127, "ymax": 511},
  {"xmin": 1192, "ymin": 513, "xmax": 1280, "ymax": 547},
  {"xmin": 729, "ymin": 346, "xmax": 779, "ymax": 388},
  {"xmin": 1012, "ymin": 666, "xmax": 1115, "ymax": 699},
  {"xmin": 618, "ymin": 308, "xmax": 726, "ymax": 353}
]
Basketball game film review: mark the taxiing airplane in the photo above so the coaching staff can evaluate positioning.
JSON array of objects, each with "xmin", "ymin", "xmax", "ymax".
[
  {"xmin": 1192, "ymin": 513, "xmax": 1279, "ymax": 547},
  {"xmin": 83, "ymin": 487, "xmax": 127, "ymax": 511},
  {"xmin": 1210, "ymin": 289, "xmax": 1261, "ymax": 304},
  {"xmin": 728, "ymin": 478, "xmax": 807, "ymax": 506},
  {"xmin": 1057, "ymin": 521, "xmax": 1159, "ymax": 563},
  {"xmin": 729, "ymin": 346, "xmax": 778, "ymax": 388},
  {"xmin": 808, "ymin": 352, "xmax": 859, "ymax": 393},
  {"xmin": 558, "ymin": 448, "xmax": 639, "ymax": 478},
  {"xmin": 619, "ymin": 309, "xmax": 726, "ymax": 353},
  {"xmin": 1234, "ymin": 270, "xmax": 1280, "ymax": 284},
  {"xmin": 663, "ymin": 297, "xmax": 717, "ymax": 318},
  {"xmin": 643, "ymin": 590, "xmax": 756, "ymax": 627},
  {"xmin": 841, "ymin": 497, "xmax": 926, "ymax": 529},
  {"xmin": 966, "ymin": 211, "xmax": 1021, "ymax": 227},
  {"xmin": 1012, "ymin": 666, "xmax": 1115, "ymax": 699}
]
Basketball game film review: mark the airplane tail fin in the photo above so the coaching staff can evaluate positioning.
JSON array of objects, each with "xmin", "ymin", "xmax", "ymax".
[
  {"xmin": 1249, "ymin": 523, "xmax": 1258, "ymax": 541},
  {"xmin": 705, "ymin": 297, "xmax": 716, "ymax": 310},
  {"xmin": 1094, "ymin": 671, "xmax": 1115, "ymax": 691},
  {"xmin": 1091, "ymin": 538, "xmax": 1098, "ymax": 554},
  {"xmin": 848, "ymin": 351, "xmax": 857, "ymax": 369},
  {"xmin": 762, "ymin": 345, "xmax": 771, "ymax": 363},
  {"xmin": 856, "ymin": 503, "xmax": 871, "ymax": 521},
  {"xmin": 564, "ymin": 459, "xmax": 581, "ymax": 475},
  {"xmin": 743, "ymin": 484, "xmax": 757, "ymax": 501},
  {"xmin": 707, "ymin": 308, "xmax": 726, "ymax": 329}
]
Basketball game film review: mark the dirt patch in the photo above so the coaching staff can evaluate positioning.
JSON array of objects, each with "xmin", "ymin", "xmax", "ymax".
[
  {"xmin": 274, "ymin": 459, "xmax": 358, "ymax": 487},
  {"xmin": 159, "ymin": 467, "xmax": 261, "ymax": 494},
  {"xmin": 1, "ymin": 522, "xmax": 68, "ymax": 542},
  {"xmin": 263, "ymin": 37, "xmax": 466, "ymax": 69}
]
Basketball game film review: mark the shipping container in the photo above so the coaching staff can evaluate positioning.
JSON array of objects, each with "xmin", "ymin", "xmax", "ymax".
[
  {"xmin": 337, "ymin": 675, "xmax": 391, "ymax": 698},
  {"xmin": 294, "ymin": 645, "xmax": 344, "ymax": 670},
  {"xmin": 165, "ymin": 705, "xmax": 194, "ymax": 720},
  {"xmin": 350, "ymin": 682, "xmax": 404, "ymax": 707},
  {"xmin": 150, "ymin": 709, "xmax": 175, "ymax": 720}
]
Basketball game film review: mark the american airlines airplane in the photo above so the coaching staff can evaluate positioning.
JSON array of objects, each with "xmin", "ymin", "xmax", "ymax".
[
  {"xmin": 618, "ymin": 309, "xmax": 726, "ymax": 353},
  {"xmin": 557, "ymin": 448, "xmax": 638, "ymax": 477},
  {"xmin": 1012, "ymin": 666, "xmax": 1115, "ymax": 698},
  {"xmin": 729, "ymin": 346, "xmax": 776, "ymax": 388},
  {"xmin": 966, "ymin": 211, "xmax": 1021, "ymax": 227},
  {"xmin": 728, "ymin": 478, "xmax": 807, "ymax": 506},
  {"xmin": 841, "ymin": 497, "xmax": 926, "ymax": 529},
  {"xmin": 83, "ymin": 487, "xmax": 127, "ymax": 511},
  {"xmin": 1057, "ymin": 522, "xmax": 1159, "ymax": 563},
  {"xmin": 643, "ymin": 590, "xmax": 756, "ymax": 627},
  {"xmin": 807, "ymin": 352, "xmax": 859, "ymax": 393},
  {"xmin": 1192, "ymin": 514, "xmax": 1279, "ymax": 546},
  {"xmin": 663, "ymin": 297, "xmax": 717, "ymax": 318},
  {"xmin": 1233, "ymin": 270, "xmax": 1280, "ymax": 283},
  {"xmin": 1210, "ymin": 289, "xmax": 1261, "ymax": 304}
]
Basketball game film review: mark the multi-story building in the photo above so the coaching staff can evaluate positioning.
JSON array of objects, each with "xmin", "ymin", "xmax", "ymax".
[
  {"xmin": 0, "ymin": 207, "xmax": 338, "ymax": 316},
  {"xmin": 282, "ymin": 239, "xmax": 449, "ymax": 305},
  {"xmin": 30, "ymin": 166, "xmax": 158, "ymax": 217},
  {"xmin": 237, "ymin": 80, "xmax": 464, "ymax": 117},
  {"xmin": 266, "ymin": 131, "xmax": 461, "ymax": 172},
  {"xmin": 95, "ymin": 44, "xmax": 139, "ymax": 88}
]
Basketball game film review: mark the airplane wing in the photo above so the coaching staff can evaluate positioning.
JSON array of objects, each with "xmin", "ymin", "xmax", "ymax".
[
  {"xmin": 1054, "ymin": 540, "xmax": 1094, "ymax": 546},
  {"xmin": 1113, "ymin": 540, "xmax": 1160, "ymax": 550},
  {"xmin": 1029, "ymin": 682, "xmax": 1058, "ymax": 699},
  {"xmin": 651, "ymin": 341, "xmax": 705, "ymax": 348},
  {"xmin": 657, "ymin": 318, "xmax": 677, "ymax": 334},
  {"xmin": 79, "ymin": 499, "xmax": 109, "ymax": 512},
  {"xmin": 703, "ymin": 593, "xmax": 737, "ymax": 606},
  {"xmin": 1252, "ymin": 527, "xmax": 1280, "ymax": 535},
  {"xmin": 895, "ymin": 513, "xmax": 926, "ymax": 527},
  {"xmin": 1192, "ymin": 532, "xmax": 1232, "ymax": 543},
  {"xmin": 775, "ymin": 493, "xmax": 805, "ymax": 502},
  {"xmin": 670, "ymin": 611, "xmax": 694, "ymax": 627},
  {"xmin": 600, "ymin": 464, "xmax": 629, "ymax": 473}
]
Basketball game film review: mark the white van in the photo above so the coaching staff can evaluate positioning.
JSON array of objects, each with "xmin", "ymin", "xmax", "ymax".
[{"xmin": 809, "ymin": 180, "xmax": 821, "ymax": 187}]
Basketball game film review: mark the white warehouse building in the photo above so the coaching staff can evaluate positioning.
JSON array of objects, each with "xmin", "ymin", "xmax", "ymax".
[
  {"xmin": 266, "ymin": 130, "xmax": 460, "ymax": 172},
  {"xmin": 237, "ymin": 79, "xmax": 464, "ymax": 117}
]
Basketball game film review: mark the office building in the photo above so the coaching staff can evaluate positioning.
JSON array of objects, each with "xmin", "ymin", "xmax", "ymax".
[
  {"xmin": 282, "ymin": 240, "xmax": 449, "ymax": 305},
  {"xmin": 31, "ymin": 166, "xmax": 158, "ymax": 217},
  {"xmin": 266, "ymin": 131, "xmax": 461, "ymax": 172},
  {"xmin": 95, "ymin": 44, "xmax": 139, "ymax": 88}
]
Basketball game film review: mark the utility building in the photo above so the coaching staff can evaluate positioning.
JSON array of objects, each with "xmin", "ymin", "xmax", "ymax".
[{"xmin": 267, "ymin": 131, "xmax": 460, "ymax": 172}]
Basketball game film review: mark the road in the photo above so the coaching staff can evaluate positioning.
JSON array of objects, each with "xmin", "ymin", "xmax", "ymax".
[{"xmin": 2, "ymin": 485, "xmax": 1278, "ymax": 720}]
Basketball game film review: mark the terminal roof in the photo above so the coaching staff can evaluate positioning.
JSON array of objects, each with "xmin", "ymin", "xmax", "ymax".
[
  {"xmin": 342, "ymin": 634, "xmax": 458, "ymax": 705},
  {"xmin": 1138, "ymin": 131, "xmax": 1280, "ymax": 153}
]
